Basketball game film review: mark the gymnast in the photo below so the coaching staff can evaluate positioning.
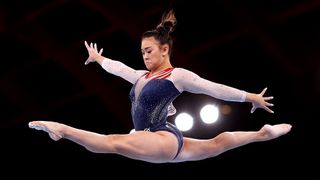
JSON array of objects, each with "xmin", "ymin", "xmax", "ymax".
[{"xmin": 29, "ymin": 9, "xmax": 292, "ymax": 163}]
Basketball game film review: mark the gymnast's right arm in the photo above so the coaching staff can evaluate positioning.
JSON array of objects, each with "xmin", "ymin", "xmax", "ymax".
[{"xmin": 84, "ymin": 41, "xmax": 146, "ymax": 84}]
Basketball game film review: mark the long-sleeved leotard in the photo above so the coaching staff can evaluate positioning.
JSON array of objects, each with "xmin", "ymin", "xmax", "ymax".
[
  {"xmin": 102, "ymin": 58, "xmax": 246, "ymax": 102},
  {"xmin": 101, "ymin": 58, "xmax": 247, "ymax": 158}
]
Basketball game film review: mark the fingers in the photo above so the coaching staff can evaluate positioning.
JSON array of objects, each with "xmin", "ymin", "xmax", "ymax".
[
  {"xmin": 260, "ymin": 87, "xmax": 267, "ymax": 95},
  {"xmin": 251, "ymin": 87, "xmax": 275, "ymax": 113},
  {"xmin": 251, "ymin": 96, "xmax": 274, "ymax": 114},
  {"xmin": 94, "ymin": 43, "xmax": 98, "ymax": 52},
  {"xmin": 261, "ymin": 88, "xmax": 274, "ymax": 113},
  {"xmin": 266, "ymin": 102, "xmax": 274, "ymax": 107},
  {"xmin": 251, "ymin": 105, "xmax": 274, "ymax": 114},
  {"xmin": 264, "ymin": 106, "xmax": 274, "ymax": 114},
  {"xmin": 264, "ymin": 96, "xmax": 273, "ymax": 101},
  {"xmin": 99, "ymin": 48, "xmax": 103, "ymax": 55},
  {"xmin": 84, "ymin": 41, "xmax": 104, "ymax": 65},
  {"xmin": 84, "ymin": 41, "xmax": 90, "ymax": 49},
  {"xmin": 84, "ymin": 41, "xmax": 102, "ymax": 53},
  {"xmin": 84, "ymin": 41, "xmax": 95, "ymax": 51}
]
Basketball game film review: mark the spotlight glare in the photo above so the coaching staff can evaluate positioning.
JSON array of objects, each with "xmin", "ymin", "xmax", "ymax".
[
  {"xmin": 200, "ymin": 104, "xmax": 219, "ymax": 124},
  {"xmin": 175, "ymin": 112, "xmax": 194, "ymax": 131}
]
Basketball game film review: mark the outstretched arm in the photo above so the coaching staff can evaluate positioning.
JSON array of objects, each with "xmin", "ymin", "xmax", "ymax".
[
  {"xmin": 84, "ymin": 41, "xmax": 146, "ymax": 84},
  {"xmin": 172, "ymin": 68, "xmax": 274, "ymax": 113}
]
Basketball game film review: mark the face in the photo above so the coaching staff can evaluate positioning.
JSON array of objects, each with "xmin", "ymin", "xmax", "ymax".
[{"xmin": 141, "ymin": 37, "xmax": 167, "ymax": 71}]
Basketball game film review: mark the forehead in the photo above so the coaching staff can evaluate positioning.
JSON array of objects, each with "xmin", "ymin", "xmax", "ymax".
[{"xmin": 141, "ymin": 37, "xmax": 158, "ymax": 49}]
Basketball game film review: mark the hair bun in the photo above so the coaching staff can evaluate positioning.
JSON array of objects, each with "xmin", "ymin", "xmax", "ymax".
[
  {"xmin": 163, "ymin": 21, "xmax": 174, "ymax": 32},
  {"xmin": 156, "ymin": 26, "xmax": 167, "ymax": 35},
  {"xmin": 156, "ymin": 21, "xmax": 175, "ymax": 35}
]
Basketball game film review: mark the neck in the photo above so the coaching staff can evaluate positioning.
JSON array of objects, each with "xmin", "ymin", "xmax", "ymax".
[{"xmin": 151, "ymin": 58, "xmax": 172, "ymax": 74}]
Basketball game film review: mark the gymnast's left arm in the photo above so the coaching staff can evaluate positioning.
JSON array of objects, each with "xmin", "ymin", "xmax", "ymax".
[{"xmin": 172, "ymin": 68, "xmax": 274, "ymax": 113}]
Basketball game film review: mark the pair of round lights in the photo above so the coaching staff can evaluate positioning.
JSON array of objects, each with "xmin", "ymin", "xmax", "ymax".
[{"xmin": 175, "ymin": 104, "xmax": 219, "ymax": 131}]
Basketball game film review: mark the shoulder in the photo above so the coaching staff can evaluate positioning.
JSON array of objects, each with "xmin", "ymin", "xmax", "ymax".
[
  {"xmin": 172, "ymin": 67, "xmax": 199, "ymax": 77},
  {"xmin": 172, "ymin": 67, "xmax": 192, "ymax": 74},
  {"xmin": 170, "ymin": 68, "xmax": 201, "ymax": 87},
  {"xmin": 136, "ymin": 70, "xmax": 149, "ymax": 74}
]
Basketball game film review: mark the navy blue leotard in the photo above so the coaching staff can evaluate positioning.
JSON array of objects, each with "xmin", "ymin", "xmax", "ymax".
[{"xmin": 129, "ymin": 68, "xmax": 184, "ymax": 158}]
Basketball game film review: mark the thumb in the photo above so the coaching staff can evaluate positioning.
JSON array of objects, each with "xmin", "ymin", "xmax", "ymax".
[
  {"xmin": 251, "ymin": 107, "xmax": 256, "ymax": 113},
  {"xmin": 84, "ymin": 58, "xmax": 91, "ymax": 65}
]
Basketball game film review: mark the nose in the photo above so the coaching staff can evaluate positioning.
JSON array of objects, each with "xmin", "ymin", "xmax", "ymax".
[{"xmin": 143, "ymin": 55, "xmax": 149, "ymax": 60}]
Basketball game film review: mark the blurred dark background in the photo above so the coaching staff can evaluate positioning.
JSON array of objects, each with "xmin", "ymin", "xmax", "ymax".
[{"xmin": 0, "ymin": 0, "xmax": 319, "ymax": 178}]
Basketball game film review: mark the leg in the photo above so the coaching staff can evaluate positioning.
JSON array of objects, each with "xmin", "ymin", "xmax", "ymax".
[
  {"xmin": 171, "ymin": 123, "xmax": 292, "ymax": 162},
  {"xmin": 28, "ymin": 121, "xmax": 179, "ymax": 163}
]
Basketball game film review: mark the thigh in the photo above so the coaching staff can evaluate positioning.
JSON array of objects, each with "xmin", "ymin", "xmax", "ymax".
[
  {"xmin": 170, "ymin": 137, "xmax": 221, "ymax": 163},
  {"xmin": 114, "ymin": 130, "xmax": 179, "ymax": 163}
]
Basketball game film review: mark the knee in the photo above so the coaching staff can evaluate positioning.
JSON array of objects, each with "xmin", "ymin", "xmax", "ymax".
[
  {"xmin": 211, "ymin": 132, "xmax": 236, "ymax": 151},
  {"xmin": 216, "ymin": 132, "xmax": 237, "ymax": 144}
]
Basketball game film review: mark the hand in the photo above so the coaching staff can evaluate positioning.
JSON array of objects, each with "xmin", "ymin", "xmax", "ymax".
[
  {"xmin": 84, "ymin": 41, "xmax": 103, "ymax": 65},
  {"xmin": 250, "ymin": 87, "xmax": 274, "ymax": 113}
]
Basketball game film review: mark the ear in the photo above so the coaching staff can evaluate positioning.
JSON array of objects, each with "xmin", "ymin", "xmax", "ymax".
[{"xmin": 161, "ymin": 44, "xmax": 169, "ymax": 55}]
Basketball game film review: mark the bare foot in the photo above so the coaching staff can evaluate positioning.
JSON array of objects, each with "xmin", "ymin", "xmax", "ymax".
[
  {"xmin": 260, "ymin": 123, "xmax": 292, "ymax": 141},
  {"xmin": 28, "ymin": 121, "xmax": 63, "ymax": 141}
]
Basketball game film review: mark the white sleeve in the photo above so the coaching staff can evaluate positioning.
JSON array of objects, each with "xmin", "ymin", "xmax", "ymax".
[
  {"xmin": 172, "ymin": 68, "xmax": 246, "ymax": 102},
  {"xmin": 101, "ymin": 58, "xmax": 147, "ymax": 84}
]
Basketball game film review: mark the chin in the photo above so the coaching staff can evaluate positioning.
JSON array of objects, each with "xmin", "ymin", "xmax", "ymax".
[{"xmin": 145, "ymin": 65, "xmax": 152, "ymax": 71}]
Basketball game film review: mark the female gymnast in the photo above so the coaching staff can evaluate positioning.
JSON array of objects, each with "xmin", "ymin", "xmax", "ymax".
[{"xmin": 29, "ymin": 9, "xmax": 292, "ymax": 163}]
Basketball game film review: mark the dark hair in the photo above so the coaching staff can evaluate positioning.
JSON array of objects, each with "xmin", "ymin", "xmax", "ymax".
[{"xmin": 142, "ymin": 9, "xmax": 177, "ymax": 56}]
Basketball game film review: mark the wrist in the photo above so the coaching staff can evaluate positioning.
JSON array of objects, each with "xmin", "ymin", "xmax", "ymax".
[
  {"xmin": 95, "ymin": 55, "xmax": 106, "ymax": 65},
  {"xmin": 245, "ymin": 92, "xmax": 255, "ymax": 103}
]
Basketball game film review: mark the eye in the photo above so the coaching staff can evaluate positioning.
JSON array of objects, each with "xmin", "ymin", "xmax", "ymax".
[{"xmin": 147, "ymin": 50, "xmax": 152, "ymax": 54}]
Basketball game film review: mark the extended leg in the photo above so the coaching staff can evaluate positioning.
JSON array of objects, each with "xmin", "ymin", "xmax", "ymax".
[
  {"xmin": 172, "ymin": 123, "xmax": 292, "ymax": 162},
  {"xmin": 29, "ymin": 121, "xmax": 180, "ymax": 163}
]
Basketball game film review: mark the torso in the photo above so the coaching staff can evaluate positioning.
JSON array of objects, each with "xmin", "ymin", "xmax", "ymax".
[{"xmin": 129, "ymin": 68, "xmax": 180, "ymax": 131}]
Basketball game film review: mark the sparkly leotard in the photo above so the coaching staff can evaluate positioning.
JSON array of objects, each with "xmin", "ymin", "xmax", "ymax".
[
  {"xmin": 129, "ymin": 68, "xmax": 179, "ymax": 130},
  {"xmin": 101, "ymin": 58, "xmax": 246, "ymax": 158}
]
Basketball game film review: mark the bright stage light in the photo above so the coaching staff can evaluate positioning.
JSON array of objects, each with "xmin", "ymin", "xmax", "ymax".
[
  {"xmin": 175, "ymin": 112, "xmax": 194, "ymax": 131},
  {"xmin": 200, "ymin": 104, "xmax": 219, "ymax": 124}
]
